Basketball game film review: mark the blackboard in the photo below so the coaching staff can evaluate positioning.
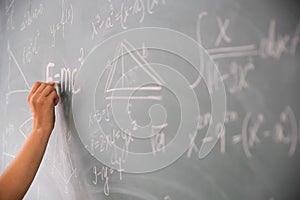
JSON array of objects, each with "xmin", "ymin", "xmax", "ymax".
[{"xmin": 1, "ymin": 0, "xmax": 300, "ymax": 199}]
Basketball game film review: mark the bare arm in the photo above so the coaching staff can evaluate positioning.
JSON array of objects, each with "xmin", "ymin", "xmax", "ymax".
[{"xmin": 0, "ymin": 82, "xmax": 59, "ymax": 200}]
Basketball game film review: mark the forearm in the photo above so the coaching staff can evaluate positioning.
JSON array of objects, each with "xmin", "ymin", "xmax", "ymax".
[{"xmin": 0, "ymin": 128, "xmax": 51, "ymax": 200}]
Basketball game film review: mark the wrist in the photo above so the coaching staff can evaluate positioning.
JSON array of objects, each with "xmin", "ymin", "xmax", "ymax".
[
  {"xmin": 32, "ymin": 119, "xmax": 54, "ymax": 136},
  {"xmin": 31, "ymin": 128, "xmax": 52, "ymax": 143}
]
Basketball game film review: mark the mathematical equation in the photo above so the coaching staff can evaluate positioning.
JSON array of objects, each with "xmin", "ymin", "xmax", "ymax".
[
  {"xmin": 91, "ymin": 0, "xmax": 166, "ymax": 39},
  {"xmin": 197, "ymin": 12, "xmax": 300, "ymax": 59},
  {"xmin": 49, "ymin": 0, "xmax": 73, "ymax": 47},
  {"xmin": 195, "ymin": 12, "xmax": 300, "ymax": 94},
  {"xmin": 92, "ymin": 165, "xmax": 121, "ymax": 196},
  {"xmin": 46, "ymin": 62, "xmax": 80, "ymax": 94},
  {"xmin": 187, "ymin": 106, "xmax": 299, "ymax": 159}
]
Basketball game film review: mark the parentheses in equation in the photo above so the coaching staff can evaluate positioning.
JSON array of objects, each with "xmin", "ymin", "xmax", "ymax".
[
  {"xmin": 133, "ymin": 0, "xmax": 145, "ymax": 23},
  {"xmin": 242, "ymin": 112, "xmax": 252, "ymax": 158},
  {"xmin": 248, "ymin": 114, "xmax": 263, "ymax": 148},
  {"xmin": 285, "ymin": 106, "xmax": 298, "ymax": 157}
]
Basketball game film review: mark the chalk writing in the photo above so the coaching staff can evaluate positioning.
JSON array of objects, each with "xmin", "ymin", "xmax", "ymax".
[
  {"xmin": 193, "ymin": 14, "xmax": 299, "ymax": 98},
  {"xmin": 187, "ymin": 131, "xmax": 198, "ymax": 158},
  {"xmin": 240, "ymin": 113, "xmax": 262, "ymax": 157},
  {"xmin": 50, "ymin": 0, "xmax": 73, "ymax": 47},
  {"xmin": 208, "ymin": 45, "xmax": 259, "ymax": 60},
  {"xmin": 22, "ymin": 31, "xmax": 40, "ymax": 64},
  {"xmin": 88, "ymin": 127, "xmax": 133, "ymax": 165},
  {"xmin": 196, "ymin": 12, "xmax": 300, "ymax": 61},
  {"xmin": 193, "ymin": 12, "xmax": 259, "ymax": 94},
  {"xmin": 274, "ymin": 106, "xmax": 298, "ymax": 156},
  {"xmin": 193, "ymin": 12, "xmax": 300, "ymax": 97},
  {"xmin": 198, "ymin": 17, "xmax": 300, "ymax": 61},
  {"xmin": 220, "ymin": 60, "xmax": 255, "ymax": 93},
  {"xmin": 92, "ymin": 166, "xmax": 112, "ymax": 196},
  {"xmin": 196, "ymin": 12, "xmax": 258, "ymax": 57},
  {"xmin": 187, "ymin": 106, "xmax": 298, "ymax": 159},
  {"xmin": 20, "ymin": 3, "xmax": 43, "ymax": 31},
  {"xmin": 92, "ymin": 164, "xmax": 123, "ymax": 196},
  {"xmin": 260, "ymin": 20, "xmax": 300, "ymax": 59},
  {"xmin": 234, "ymin": 108, "xmax": 297, "ymax": 157},
  {"xmin": 89, "ymin": 104, "xmax": 112, "ymax": 127},
  {"xmin": 91, "ymin": 0, "xmax": 166, "ymax": 39},
  {"xmin": 46, "ymin": 62, "xmax": 80, "ymax": 94},
  {"xmin": 151, "ymin": 131, "xmax": 166, "ymax": 154},
  {"xmin": 215, "ymin": 17, "xmax": 231, "ymax": 46}
]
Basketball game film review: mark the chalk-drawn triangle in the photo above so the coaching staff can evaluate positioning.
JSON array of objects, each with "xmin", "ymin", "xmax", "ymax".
[{"xmin": 104, "ymin": 40, "xmax": 164, "ymax": 94}]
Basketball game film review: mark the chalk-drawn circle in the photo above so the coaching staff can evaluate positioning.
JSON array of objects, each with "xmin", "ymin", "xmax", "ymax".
[
  {"xmin": 103, "ymin": 65, "xmax": 172, "ymax": 139},
  {"xmin": 72, "ymin": 27, "xmax": 226, "ymax": 173},
  {"xmin": 94, "ymin": 62, "xmax": 198, "ymax": 168}
]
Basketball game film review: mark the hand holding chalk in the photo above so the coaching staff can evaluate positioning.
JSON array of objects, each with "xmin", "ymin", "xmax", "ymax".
[{"xmin": 27, "ymin": 82, "xmax": 60, "ymax": 135}]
